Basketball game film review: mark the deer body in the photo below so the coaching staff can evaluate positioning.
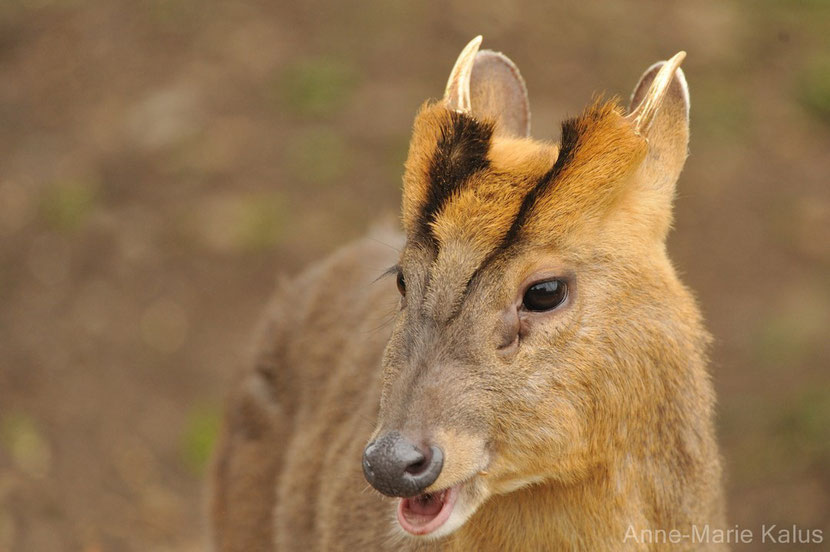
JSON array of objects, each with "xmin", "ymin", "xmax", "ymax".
[{"xmin": 210, "ymin": 38, "xmax": 726, "ymax": 551}]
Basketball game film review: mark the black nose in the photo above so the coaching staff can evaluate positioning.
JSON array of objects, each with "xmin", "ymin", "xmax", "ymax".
[{"xmin": 362, "ymin": 432, "xmax": 443, "ymax": 497}]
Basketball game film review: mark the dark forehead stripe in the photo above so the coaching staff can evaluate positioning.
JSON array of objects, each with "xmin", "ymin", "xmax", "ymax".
[
  {"xmin": 432, "ymin": 109, "xmax": 594, "ymax": 323},
  {"xmin": 498, "ymin": 115, "xmax": 581, "ymax": 249},
  {"xmin": 458, "ymin": 114, "xmax": 585, "ymax": 299},
  {"xmin": 418, "ymin": 111, "xmax": 494, "ymax": 240}
]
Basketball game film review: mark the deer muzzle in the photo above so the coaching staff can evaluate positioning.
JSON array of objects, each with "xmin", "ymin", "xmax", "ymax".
[{"xmin": 362, "ymin": 431, "xmax": 444, "ymax": 497}]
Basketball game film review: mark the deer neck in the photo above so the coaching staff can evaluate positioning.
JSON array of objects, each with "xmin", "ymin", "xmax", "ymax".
[
  {"xmin": 446, "ymin": 450, "xmax": 718, "ymax": 552},
  {"xmin": 444, "ymin": 470, "xmax": 632, "ymax": 551}
]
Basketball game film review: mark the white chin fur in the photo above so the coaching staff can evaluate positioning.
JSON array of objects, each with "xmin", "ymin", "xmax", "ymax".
[
  {"xmin": 497, "ymin": 474, "xmax": 546, "ymax": 494},
  {"xmin": 419, "ymin": 492, "xmax": 478, "ymax": 540}
]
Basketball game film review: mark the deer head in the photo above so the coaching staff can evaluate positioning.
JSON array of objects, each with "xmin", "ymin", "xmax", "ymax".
[{"xmin": 362, "ymin": 36, "xmax": 699, "ymax": 539}]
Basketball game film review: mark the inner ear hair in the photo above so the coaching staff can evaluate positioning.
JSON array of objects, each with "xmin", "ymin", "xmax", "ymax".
[
  {"xmin": 627, "ymin": 52, "xmax": 688, "ymax": 136},
  {"xmin": 443, "ymin": 36, "xmax": 531, "ymax": 139},
  {"xmin": 469, "ymin": 50, "xmax": 531, "ymax": 138},
  {"xmin": 628, "ymin": 59, "xmax": 689, "ymax": 157},
  {"xmin": 622, "ymin": 56, "xmax": 692, "ymax": 241}
]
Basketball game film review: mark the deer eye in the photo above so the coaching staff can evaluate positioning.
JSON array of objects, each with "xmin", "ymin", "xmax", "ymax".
[
  {"xmin": 522, "ymin": 279, "xmax": 568, "ymax": 312},
  {"xmin": 396, "ymin": 270, "xmax": 406, "ymax": 296}
]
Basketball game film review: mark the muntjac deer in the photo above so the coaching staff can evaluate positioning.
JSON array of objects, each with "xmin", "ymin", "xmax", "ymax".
[{"xmin": 209, "ymin": 37, "xmax": 726, "ymax": 551}]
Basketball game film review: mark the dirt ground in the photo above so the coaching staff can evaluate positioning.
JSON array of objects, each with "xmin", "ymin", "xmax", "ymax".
[{"xmin": 0, "ymin": 1, "xmax": 828, "ymax": 551}]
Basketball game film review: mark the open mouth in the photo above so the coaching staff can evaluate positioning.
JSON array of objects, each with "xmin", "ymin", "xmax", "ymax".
[{"xmin": 396, "ymin": 484, "xmax": 459, "ymax": 536}]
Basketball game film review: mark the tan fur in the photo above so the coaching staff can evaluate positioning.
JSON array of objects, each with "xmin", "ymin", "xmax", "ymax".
[
  {"xmin": 209, "ymin": 45, "xmax": 725, "ymax": 551},
  {"xmin": 431, "ymin": 131, "xmax": 556, "ymax": 254}
]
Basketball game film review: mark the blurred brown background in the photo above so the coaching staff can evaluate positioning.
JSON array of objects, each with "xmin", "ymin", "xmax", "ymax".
[{"xmin": 0, "ymin": 1, "xmax": 828, "ymax": 551}]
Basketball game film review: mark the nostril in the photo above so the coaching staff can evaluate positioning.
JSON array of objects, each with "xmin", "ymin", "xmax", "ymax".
[
  {"xmin": 415, "ymin": 445, "xmax": 443, "ymax": 486},
  {"xmin": 362, "ymin": 432, "xmax": 444, "ymax": 497},
  {"xmin": 403, "ymin": 444, "xmax": 432, "ymax": 475},
  {"xmin": 404, "ymin": 458, "xmax": 426, "ymax": 474}
]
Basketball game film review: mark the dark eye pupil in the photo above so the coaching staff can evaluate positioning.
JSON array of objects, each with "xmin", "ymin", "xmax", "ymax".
[
  {"xmin": 522, "ymin": 280, "xmax": 567, "ymax": 312},
  {"xmin": 396, "ymin": 271, "xmax": 406, "ymax": 296}
]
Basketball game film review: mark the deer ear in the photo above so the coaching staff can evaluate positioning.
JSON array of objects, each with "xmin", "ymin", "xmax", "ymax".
[
  {"xmin": 444, "ymin": 36, "xmax": 531, "ymax": 138},
  {"xmin": 625, "ymin": 53, "xmax": 690, "ymax": 237}
]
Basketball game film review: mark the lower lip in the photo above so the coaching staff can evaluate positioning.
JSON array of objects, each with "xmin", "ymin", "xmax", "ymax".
[{"xmin": 396, "ymin": 485, "xmax": 459, "ymax": 536}]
